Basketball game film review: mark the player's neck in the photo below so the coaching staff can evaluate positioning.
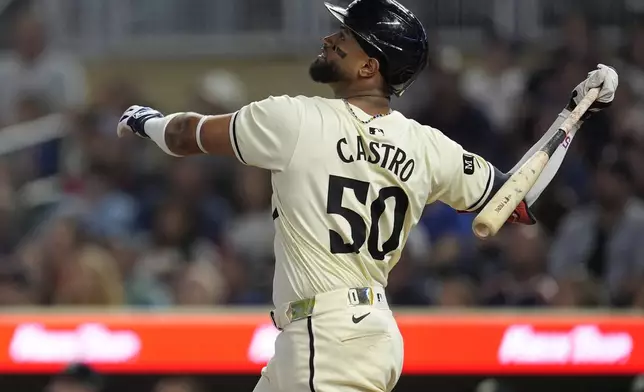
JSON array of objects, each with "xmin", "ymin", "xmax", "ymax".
[{"xmin": 334, "ymin": 88, "xmax": 391, "ymax": 116}]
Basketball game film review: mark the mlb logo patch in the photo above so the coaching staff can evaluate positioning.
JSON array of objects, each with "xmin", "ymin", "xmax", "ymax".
[{"xmin": 463, "ymin": 154, "xmax": 475, "ymax": 175}]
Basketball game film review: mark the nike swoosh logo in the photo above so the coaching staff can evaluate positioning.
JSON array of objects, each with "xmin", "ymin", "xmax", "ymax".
[{"xmin": 352, "ymin": 313, "xmax": 371, "ymax": 324}]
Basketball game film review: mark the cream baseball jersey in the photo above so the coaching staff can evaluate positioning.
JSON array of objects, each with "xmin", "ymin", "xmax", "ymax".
[{"xmin": 229, "ymin": 95, "xmax": 493, "ymax": 305}]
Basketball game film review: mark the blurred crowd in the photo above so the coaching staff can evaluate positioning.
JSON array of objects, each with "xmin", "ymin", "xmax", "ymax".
[
  {"xmin": 0, "ymin": 8, "xmax": 643, "ymax": 311},
  {"xmin": 45, "ymin": 362, "xmax": 210, "ymax": 392}
]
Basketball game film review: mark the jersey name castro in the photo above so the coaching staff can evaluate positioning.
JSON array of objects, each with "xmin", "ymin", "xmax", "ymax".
[{"xmin": 336, "ymin": 133, "xmax": 415, "ymax": 182}]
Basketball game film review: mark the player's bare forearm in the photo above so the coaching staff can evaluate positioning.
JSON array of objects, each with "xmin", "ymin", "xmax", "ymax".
[
  {"xmin": 166, "ymin": 112, "xmax": 235, "ymax": 156},
  {"xmin": 164, "ymin": 113, "xmax": 203, "ymax": 155}
]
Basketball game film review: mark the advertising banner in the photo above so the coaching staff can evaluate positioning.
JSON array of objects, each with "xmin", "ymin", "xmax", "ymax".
[{"xmin": 0, "ymin": 312, "xmax": 641, "ymax": 375}]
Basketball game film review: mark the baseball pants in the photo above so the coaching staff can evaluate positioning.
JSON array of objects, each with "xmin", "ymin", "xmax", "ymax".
[{"xmin": 253, "ymin": 287, "xmax": 403, "ymax": 392}]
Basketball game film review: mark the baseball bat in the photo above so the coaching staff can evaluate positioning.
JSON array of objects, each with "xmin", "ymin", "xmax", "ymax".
[{"xmin": 472, "ymin": 87, "xmax": 600, "ymax": 239}]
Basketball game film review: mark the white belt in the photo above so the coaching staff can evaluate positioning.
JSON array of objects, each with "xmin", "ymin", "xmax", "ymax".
[{"xmin": 270, "ymin": 286, "xmax": 389, "ymax": 330}]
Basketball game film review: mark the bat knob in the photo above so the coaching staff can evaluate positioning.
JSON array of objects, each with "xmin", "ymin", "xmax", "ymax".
[{"xmin": 473, "ymin": 222, "xmax": 492, "ymax": 239}]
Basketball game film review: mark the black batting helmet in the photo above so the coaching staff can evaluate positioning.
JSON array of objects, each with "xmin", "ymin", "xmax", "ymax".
[{"xmin": 324, "ymin": 0, "xmax": 429, "ymax": 97}]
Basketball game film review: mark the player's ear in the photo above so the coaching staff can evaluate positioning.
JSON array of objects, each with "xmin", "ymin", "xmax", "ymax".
[{"xmin": 358, "ymin": 57, "xmax": 380, "ymax": 79}]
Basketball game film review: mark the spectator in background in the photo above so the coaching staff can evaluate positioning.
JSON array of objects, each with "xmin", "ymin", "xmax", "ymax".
[
  {"xmin": 224, "ymin": 166, "xmax": 274, "ymax": 304},
  {"xmin": 84, "ymin": 77, "xmax": 156, "ymax": 192},
  {"xmin": 549, "ymin": 150, "xmax": 644, "ymax": 307},
  {"xmin": 61, "ymin": 110, "xmax": 139, "ymax": 194},
  {"xmin": 480, "ymin": 225, "xmax": 554, "ymax": 307},
  {"xmin": 174, "ymin": 259, "xmax": 228, "ymax": 305},
  {"xmin": 409, "ymin": 46, "xmax": 502, "ymax": 162},
  {"xmin": 136, "ymin": 199, "xmax": 206, "ymax": 271},
  {"xmin": 52, "ymin": 242, "xmax": 124, "ymax": 306},
  {"xmin": 386, "ymin": 232, "xmax": 431, "ymax": 306},
  {"xmin": 137, "ymin": 159, "xmax": 233, "ymax": 246},
  {"xmin": 0, "ymin": 169, "xmax": 22, "ymax": 255},
  {"xmin": 0, "ymin": 11, "xmax": 86, "ymax": 126},
  {"xmin": 15, "ymin": 93, "xmax": 51, "ymax": 124},
  {"xmin": 625, "ymin": 136, "xmax": 644, "ymax": 200},
  {"xmin": 107, "ymin": 233, "xmax": 173, "ymax": 308},
  {"xmin": 419, "ymin": 202, "xmax": 476, "ymax": 249},
  {"xmin": 46, "ymin": 363, "xmax": 103, "ymax": 392},
  {"xmin": 632, "ymin": 281, "xmax": 644, "ymax": 310},
  {"xmin": 551, "ymin": 12, "xmax": 600, "ymax": 67},
  {"xmin": 56, "ymin": 164, "xmax": 139, "ymax": 242},
  {"xmin": 23, "ymin": 217, "xmax": 85, "ymax": 305},
  {"xmin": 132, "ymin": 198, "xmax": 222, "ymax": 305},
  {"xmin": 612, "ymin": 84, "xmax": 644, "ymax": 139},
  {"xmin": 387, "ymin": 258, "xmax": 430, "ymax": 306},
  {"xmin": 524, "ymin": 53, "xmax": 590, "ymax": 112},
  {"xmin": 60, "ymin": 111, "xmax": 104, "ymax": 188},
  {"xmin": 435, "ymin": 275, "xmax": 477, "ymax": 307},
  {"xmin": 0, "ymin": 261, "xmax": 34, "ymax": 306},
  {"xmin": 550, "ymin": 273, "xmax": 601, "ymax": 307},
  {"xmin": 603, "ymin": 82, "xmax": 644, "ymax": 199},
  {"xmin": 619, "ymin": 15, "xmax": 644, "ymax": 104},
  {"xmin": 25, "ymin": 217, "xmax": 124, "ymax": 307},
  {"xmin": 7, "ymin": 94, "xmax": 57, "ymax": 188},
  {"xmin": 91, "ymin": 76, "xmax": 151, "ymax": 137},
  {"xmin": 461, "ymin": 32, "xmax": 525, "ymax": 133}
]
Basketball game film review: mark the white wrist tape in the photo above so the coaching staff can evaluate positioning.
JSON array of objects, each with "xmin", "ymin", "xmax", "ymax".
[
  {"xmin": 143, "ymin": 113, "xmax": 182, "ymax": 157},
  {"xmin": 195, "ymin": 115, "xmax": 211, "ymax": 153}
]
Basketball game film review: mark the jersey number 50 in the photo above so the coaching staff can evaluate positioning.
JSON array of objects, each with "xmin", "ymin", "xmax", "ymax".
[{"xmin": 327, "ymin": 175, "xmax": 409, "ymax": 261}]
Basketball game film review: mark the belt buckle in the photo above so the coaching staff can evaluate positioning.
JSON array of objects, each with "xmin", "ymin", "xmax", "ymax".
[{"xmin": 348, "ymin": 287, "xmax": 374, "ymax": 306}]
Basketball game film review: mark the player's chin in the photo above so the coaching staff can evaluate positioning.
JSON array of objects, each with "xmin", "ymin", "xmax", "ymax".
[{"xmin": 308, "ymin": 59, "xmax": 340, "ymax": 84}]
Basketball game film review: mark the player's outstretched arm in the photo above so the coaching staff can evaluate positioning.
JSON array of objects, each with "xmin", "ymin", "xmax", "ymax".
[
  {"xmin": 430, "ymin": 64, "xmax": 618, "ymax": 225},
  {"xmin": 116, "ymin": 106, "xmax": 235, "ymax": 157},
  {"xmin": 116, "ymin": 96, "xmax": 303, "ymax": 171}
]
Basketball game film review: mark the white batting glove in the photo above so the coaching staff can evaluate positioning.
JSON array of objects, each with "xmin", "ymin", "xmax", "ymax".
[
  {"xmin": 568, "ymin": 64, "xmax": 618, "ymax": 116},
  {"xmin": 116, "ymin": 105, "xmax": 164, "ymax": 138}
]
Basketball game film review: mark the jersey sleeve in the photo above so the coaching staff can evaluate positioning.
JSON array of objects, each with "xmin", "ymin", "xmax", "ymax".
[
  {"xmin": 229, "ymin": 95, "xmax": 303, "ymax": 171},
  {"xmin": 425, "ymin": 128, "xmax": 494, "ymax": 211}
]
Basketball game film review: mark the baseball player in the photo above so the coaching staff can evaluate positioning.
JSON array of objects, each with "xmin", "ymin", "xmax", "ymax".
[{"xmin": 117, "ymin": 1, "xmax": 618, "ymax": 391}]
